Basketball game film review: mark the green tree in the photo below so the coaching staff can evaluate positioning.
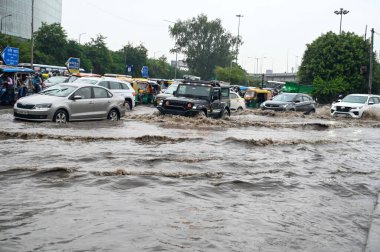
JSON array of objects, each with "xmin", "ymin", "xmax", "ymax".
[
  {"xmin": 169, "ymin": 14, "xmax": 238, "ymax": 80},
  {"xmin": 84, "ymin": 34, "xmax": 112, "ymax": 74},
  {"xmin": 214, "ymin": 65, "xmax": 250, "ymax": 85},
  {"xmin": 298, "ymin": 31, "xmax": 371, "ymax": 102},
  {"xmin": 119, "ymin": 43, "xmax": 148, "ymax": 77},
  {"xmin": 34, "ymin": 22, "xmax": 67, "ymax": 65},
  {"xmin": 147, "ymin": 56, "xmax": 172, "ymax": 78}
]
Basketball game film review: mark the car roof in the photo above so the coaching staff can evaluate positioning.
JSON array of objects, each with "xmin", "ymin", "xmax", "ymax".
[{"xmin": 347, "ymin": 94, "xmax": 379, "ymax": 97}]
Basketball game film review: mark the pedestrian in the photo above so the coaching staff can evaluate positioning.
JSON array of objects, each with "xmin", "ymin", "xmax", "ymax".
[{"xmin": 32, "ymin": 73, "xmax": 43, "ymax": 93}]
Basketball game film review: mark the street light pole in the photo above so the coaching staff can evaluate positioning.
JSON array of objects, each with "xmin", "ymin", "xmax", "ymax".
[
  {"xmin": 334, "ymin": 8, "xmax": 349, "ymax": 35},
  {"xmin": 260, "ymin": 57, "xmax": 267, "ymax": 74},
  {"xmin": 0, "ymin": 14, "xmax": 12, "ymax": 34},
  {"xmin": 235, "ymin": 14, "xmax": 243, "ymax": 64},
  {"xmin": 31, "ymin": 0, "xmax": 34, "ymax": 70},
  {"xmin": 78, "ymin": 33, "xmax": 86, "ymax": 44}
]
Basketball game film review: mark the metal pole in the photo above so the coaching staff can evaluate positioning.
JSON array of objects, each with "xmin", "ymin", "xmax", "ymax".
[
  {"xmin": 78, "ymin": 33, "xmax": 86, "ymax": 44},
  {"xmin": 369, "ymin": 28, "xmax": 374, "ymax": 94},
  {"xmin": 339, "ymin": 10, "xmax": 343, "ymax": 34},
  {"xmin": 31, "ymin": 0, "xmax": 34, "ymax": 69},
  {"xmin": 255, "ymin": 58, "xmax": 259, "ymax": 74},
  {"xmin": 235, "ymin": 14, "xmax": 243, "ymax": 64},
  {"xmin": 174, "ymin": 51, "xmax": 177, "ymax": 79}
]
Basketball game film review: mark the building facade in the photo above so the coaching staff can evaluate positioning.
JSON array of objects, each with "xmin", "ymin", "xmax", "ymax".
[{"xmin": 0, "ymin": 0, "xmax": 62, "ymax": 39}]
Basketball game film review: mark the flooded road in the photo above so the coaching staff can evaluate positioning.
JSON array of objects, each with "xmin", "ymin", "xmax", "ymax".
[{"xmin": 1, "ymin": 106, "xmax": 380, "ymax": 251}]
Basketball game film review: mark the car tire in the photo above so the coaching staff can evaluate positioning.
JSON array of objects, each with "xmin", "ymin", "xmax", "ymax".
[
  {"xmin": 53, "ymin": 109, "xmax": 68, "ymax": 124},
  {"xmin": 237, "ymin": 107, "xmax": 243, "ymax": 111},
  {"xmin": 304, "ymin": 108, "xmax": 316, "ymax": 115},
  {"xmin": 220, "ymin": 108, "xmax": 229, "ymax": 119},
  {"xmin": 125, "ymin": 99, "xmax": 133, "ymax": 111},
  {"xmin": 107, "ymin": 109, "xmax": 120, "ymax": 121},
  {"xmin": 196, "ymin": 110, "xmax": 207, "ymax": 119}
]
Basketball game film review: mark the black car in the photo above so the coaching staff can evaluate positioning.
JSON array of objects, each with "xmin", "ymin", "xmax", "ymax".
[
  {"xmin": 260, "ymin": 93, "xmax": 316, "ymax": 114},
  {"xmin": 156, "ymin": 81, "xmax": 230, "ymax": 118}
]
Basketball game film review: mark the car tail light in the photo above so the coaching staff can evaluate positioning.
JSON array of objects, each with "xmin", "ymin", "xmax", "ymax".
[{"xmin": 186, "ymin": 103, "xmax": 192, "ymax": 109}]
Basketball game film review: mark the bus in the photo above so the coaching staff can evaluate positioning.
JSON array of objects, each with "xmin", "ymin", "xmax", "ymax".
[{"xmin": 18, "ymin": 63, "xmax": 85, "ymax": 75}]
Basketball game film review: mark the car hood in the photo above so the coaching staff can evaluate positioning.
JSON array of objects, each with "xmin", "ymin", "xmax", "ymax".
[
  {"xmin": 165, "ymin": 96, "xmax": 209, "ymax": 104},
  {"xmin": 332, "ymin": 101, "xmax": 364, "ymax": 107},
  {"xmin": 156, "ymin": 93, "xmax": 173, "ymax": 99},
  {"xmin": 264, "ymin": 100, "xmax": 292, "ymax": 105},
  {"xmin": 16, "ymin": 94, "xmax": 65, "ymax": 104}
]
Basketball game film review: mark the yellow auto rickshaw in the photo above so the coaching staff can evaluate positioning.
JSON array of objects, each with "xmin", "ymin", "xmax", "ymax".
[{"xmin": 244, "ymin": 87, "xmax": 272, "ymax": 108}]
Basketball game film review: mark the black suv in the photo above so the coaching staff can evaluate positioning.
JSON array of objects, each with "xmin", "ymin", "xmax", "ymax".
[{"xmin": 156, "ymin": 81, "xmax": 231, "ymax": 118}]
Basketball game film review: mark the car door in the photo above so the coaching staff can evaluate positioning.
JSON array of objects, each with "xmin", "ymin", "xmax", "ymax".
[
  {"xmin": 68, "ymin": 87, "xmax": 95, "ymax": 120},
  {"xmin": 210, "ymin": 88, "xmax": 222, "ymax": 116},
  {"xmin": 92, "ymin": 86, "xmax": 112, "ymax": 118},
  {"xmin": 230, "ymin": 93, "xmax": 238, "ymax": 110},
  {"xmin": 294, "ymin": 95, "xmax": 307, "ymax": 111},
  {"xmin": 109, "ymin": 81, "xmax": 125, "ymax": 98}
]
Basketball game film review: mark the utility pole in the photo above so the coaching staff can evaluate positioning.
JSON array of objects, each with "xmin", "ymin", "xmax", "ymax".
[
  {"xmin": 31, "ymin": 0, "xmax": 34, "ymax": 69},
  {"xmin": 368, "ymin": 28, "xmax": 374, "ymax": 94}
]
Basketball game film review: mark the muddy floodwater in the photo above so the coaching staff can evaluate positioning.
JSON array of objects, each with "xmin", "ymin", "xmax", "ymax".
[{"xmin": 1, "ymin": 106, "xmax": 380, "ymax": 251}]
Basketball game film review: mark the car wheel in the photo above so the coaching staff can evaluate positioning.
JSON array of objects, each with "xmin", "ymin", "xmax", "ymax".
[
  {"xmin": 126, "ymin": 99, "xmax": 133, "ymax": 111},
  {"xmin": 53, "ymin": 109, "xmax": 68, "ymax": 124},
  {"xmin": 304, "ymin": 108, "xmax": 316, "ymax": 115},
  {"xmin": 220, "ymin": 108, "xmax": 230, "ymax": 119},
  {"xmin": 237, "ymin": 107, "xmax": 243, "ymax": 111},
  {"xmin": 108, "ymin": 109, "xmax": 120, "ymax": 121},
  {"xmin": 196, "ymin": 110, "xmax": 207, "ymax": 118}
]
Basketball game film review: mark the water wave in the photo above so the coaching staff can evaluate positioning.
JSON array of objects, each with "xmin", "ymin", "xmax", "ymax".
[
  {"xmin": 0, "ymin": 130, "xmax": 194, "ymax": 144},
  {"xmin": 224, "ymin": 137, "xmax": 340, "ymax": 146},
  {"xmin": 92, "ymin": 168, "xmax": 224, "ymax": 179}
]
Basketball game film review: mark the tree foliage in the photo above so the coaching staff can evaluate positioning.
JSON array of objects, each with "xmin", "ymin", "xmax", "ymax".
[
  {"xmin": 214, "ymin": 65, "xmax": 251, "ymax": 85},
  {"xmin": 169, "ymin": 14, "xmax": 238, "ymax": 80},
  {"xmin": 34, "ymin": 22, "xmax": 67, "ymax": 65},
  {"xmin": 298, "ymin": 31, "xmax": 373, "ymax": 103}
]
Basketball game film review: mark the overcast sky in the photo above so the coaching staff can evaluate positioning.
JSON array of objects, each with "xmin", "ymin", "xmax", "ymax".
[{"xmin": 62, "ymin": 0, "xmax": 380, "ymax": 74}]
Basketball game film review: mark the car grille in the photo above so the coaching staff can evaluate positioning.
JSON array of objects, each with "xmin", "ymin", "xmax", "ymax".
[
  {"xmin": 14, "ymin": 112, "xmax": 47, "ymax": 120},
  {"xmin": 266, "ymin": 104, "xmax": 280, "ymax": 108},
  {"xmin": 336, "ymin": 106, "xmax": 351, "ymax": 112},
  {"xmin": 163, "ymin": 100, "xmax": 187, "ymax": 110},
  {"xmin": 17, "ymin": 103, "xmax": 35, "ymax": 109}
]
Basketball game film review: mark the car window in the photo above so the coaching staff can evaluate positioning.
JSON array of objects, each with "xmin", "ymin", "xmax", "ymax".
[
  {"xmin": 230, "ymin": 93, "xmax": 238, "ymax": 99},
  {"xmin": 109, "ymin": 81, "xmax": 121, "ymax": 90},
  {"xmin": 93, "ymin": 87, "xmax": 109, "ymax": 98},
  {"xmin": 98, "ymin": 81, "xmax": 109, "ymax": 88},
  {"xmin": 121, "ymin": 83, "xmax": 130, "ymax": 90},
  {"xmin": 369, "ymin": 97, "xmax": 379, "ymax": 104},
  {"xmin": 74, "ymin": 87, "xmax": 92, "ymax": 99},
  {"xmin": 221, "ymin": 88, "xmax": 229, "ymax": 98},
  {"xmin": 302, "ymin": 96, "xmax": 311, "ymax": 102}
]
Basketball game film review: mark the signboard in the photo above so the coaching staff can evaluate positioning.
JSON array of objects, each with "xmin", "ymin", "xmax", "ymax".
[
  {"xmin": 1, "ymin": 46, "xmax": 19, "ymax": 66},
  {"xmin": 126, "ymin": 64, "xmax": 133, "ymax": 75},
  {"xmin": 65, "ymin": 57, "xmax": 80, "ymax": 70},
  {"xmin": 141, "ymin": 66, "xmax": 149, "ymax": 78}
]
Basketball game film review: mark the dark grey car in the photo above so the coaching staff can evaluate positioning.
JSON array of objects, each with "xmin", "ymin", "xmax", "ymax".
[{"xmin": 260, "ymin": 93, "xmax": 316, "ymax": 114}]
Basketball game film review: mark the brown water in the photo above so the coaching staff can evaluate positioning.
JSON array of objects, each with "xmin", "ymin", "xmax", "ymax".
[{"xmin": 0, "ymin": 106, "xmax": 380, "ymax": 251}]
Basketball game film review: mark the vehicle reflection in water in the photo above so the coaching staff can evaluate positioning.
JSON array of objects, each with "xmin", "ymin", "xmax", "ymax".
[{"xmin": 0, "ymin": 106, "xmax": 379, "ymax": 251}]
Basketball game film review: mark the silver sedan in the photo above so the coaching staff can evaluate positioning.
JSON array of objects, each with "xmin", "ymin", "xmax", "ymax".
[{"xmin": 13, "ymin": 83, "xmax": 126, "ymax": 123}]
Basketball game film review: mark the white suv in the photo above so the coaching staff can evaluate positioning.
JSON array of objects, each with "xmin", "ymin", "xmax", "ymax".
[
  {"xmin": 331, "ymin": 94, "xmax": 380, "ymax": 118},
  {"xmin": 74, "ymin": 77, "xmax": 136, "ymax": 110}
]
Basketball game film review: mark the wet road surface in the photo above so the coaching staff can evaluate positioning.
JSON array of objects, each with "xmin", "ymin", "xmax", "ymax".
[{"xmin": 0, "ymin": 106, "xmax": 380, "ymax": 251}]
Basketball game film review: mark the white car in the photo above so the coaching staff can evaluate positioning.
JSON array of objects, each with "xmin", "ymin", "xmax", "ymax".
[
  {"xmin": 331, "ymin": 94, "xmax": 380, "ymax": 118},
  {"xmin": 74, "ymin": 77, "xmax": 136, "ymax": 110},
  {"xmin": 230, "ymin": 91, "xmax": 246, "ymax": 111}
]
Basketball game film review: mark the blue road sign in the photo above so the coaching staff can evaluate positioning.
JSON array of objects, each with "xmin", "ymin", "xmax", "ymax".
[
  {"xmin": 126, "ymin": 64, "xmax": 133, "ymax": 74},
  {"xmin": 141, "ymin": 66, "xmax": 149, "ymax": 78},
  {"xmin": 1, "ymin": 46, "xmax": 19, "ymax": 66},
  {"xmin": 65, "ymin": 57, "xmax": 80, "ymax": 69}
]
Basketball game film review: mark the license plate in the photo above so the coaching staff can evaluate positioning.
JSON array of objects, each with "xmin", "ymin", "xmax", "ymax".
[{"xmin": 18, "ymin": 110, "xmax": 28, "ymax": 115}]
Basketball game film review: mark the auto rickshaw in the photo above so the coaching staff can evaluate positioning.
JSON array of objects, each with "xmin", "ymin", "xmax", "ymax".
[
  {"xmin": 244, "ymin": 87, "xmax": 272, "ymax": 108},
  {"xmin": 133, "ymin": 79, "xmax": 160, "ymax": 105}
]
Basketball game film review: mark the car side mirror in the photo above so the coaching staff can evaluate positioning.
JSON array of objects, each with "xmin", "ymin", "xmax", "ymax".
[
  {"xmin": 368, "ymin": 101, "xmax": 374, "ymax": 105},
  {"xmin": 71, "ymin": 95, "xmax": 82, "ymax": 100},
  {"xmin": 173, "ymin": 91, "xmax": 176, "ymax": 96},
  {"xmin": 295, "ymin": 100, "xmax": 301, "ymax": 103}
]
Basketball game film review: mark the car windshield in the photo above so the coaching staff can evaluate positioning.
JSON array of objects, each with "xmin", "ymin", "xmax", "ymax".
[
  {"xmin": 74, "ymin": 78, "xmax": 99, "ymax": 85},
  {"xmin": 46, "ymin": 76, "xmax": 68, "ymax": 83},
  {"xmin": 176, "ymin": 85, "xmax": 211, "ymax": 99},
  {"xmin": 341, "ymin": 95, "xmax": 368, "ymax": 104},
  {"xmin": 273, "ymin": 93, "xmax": 297, "ymax": 102},
  {"xmin": 164, "ymin": 84, "xmax": 178, "ymax": 94},
  {"xmin": 40, "ymin": 84, "xmax": 77, "ymax": 97}
]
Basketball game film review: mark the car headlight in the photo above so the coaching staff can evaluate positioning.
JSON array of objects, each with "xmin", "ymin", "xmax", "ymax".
[
  {"xmin": 34, "ymin": 103, "xmax": 52, "ymax": 109},
  {"xmin": 351, "ymin": 106, "xmax": 363, "ymax": 110},
  {"xmin": 281, "ymin": 104, "xmax": 289, "ymax": 108}
]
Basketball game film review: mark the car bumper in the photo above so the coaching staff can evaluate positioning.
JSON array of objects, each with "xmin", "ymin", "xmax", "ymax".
[
  {"xmin": 331, "ymin": 109, "xmax": 362, "ymax": 118},
  {"xmin": 157, "ymin": 106, "xmax": 201, "ymax": 116},
  {"xmin": 13, "ymin": 108, "xmax": 52, "ymax": 121},
  {"xmin": 260, "ymin": 106, "xmax": 287, "ymax": 111}
]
